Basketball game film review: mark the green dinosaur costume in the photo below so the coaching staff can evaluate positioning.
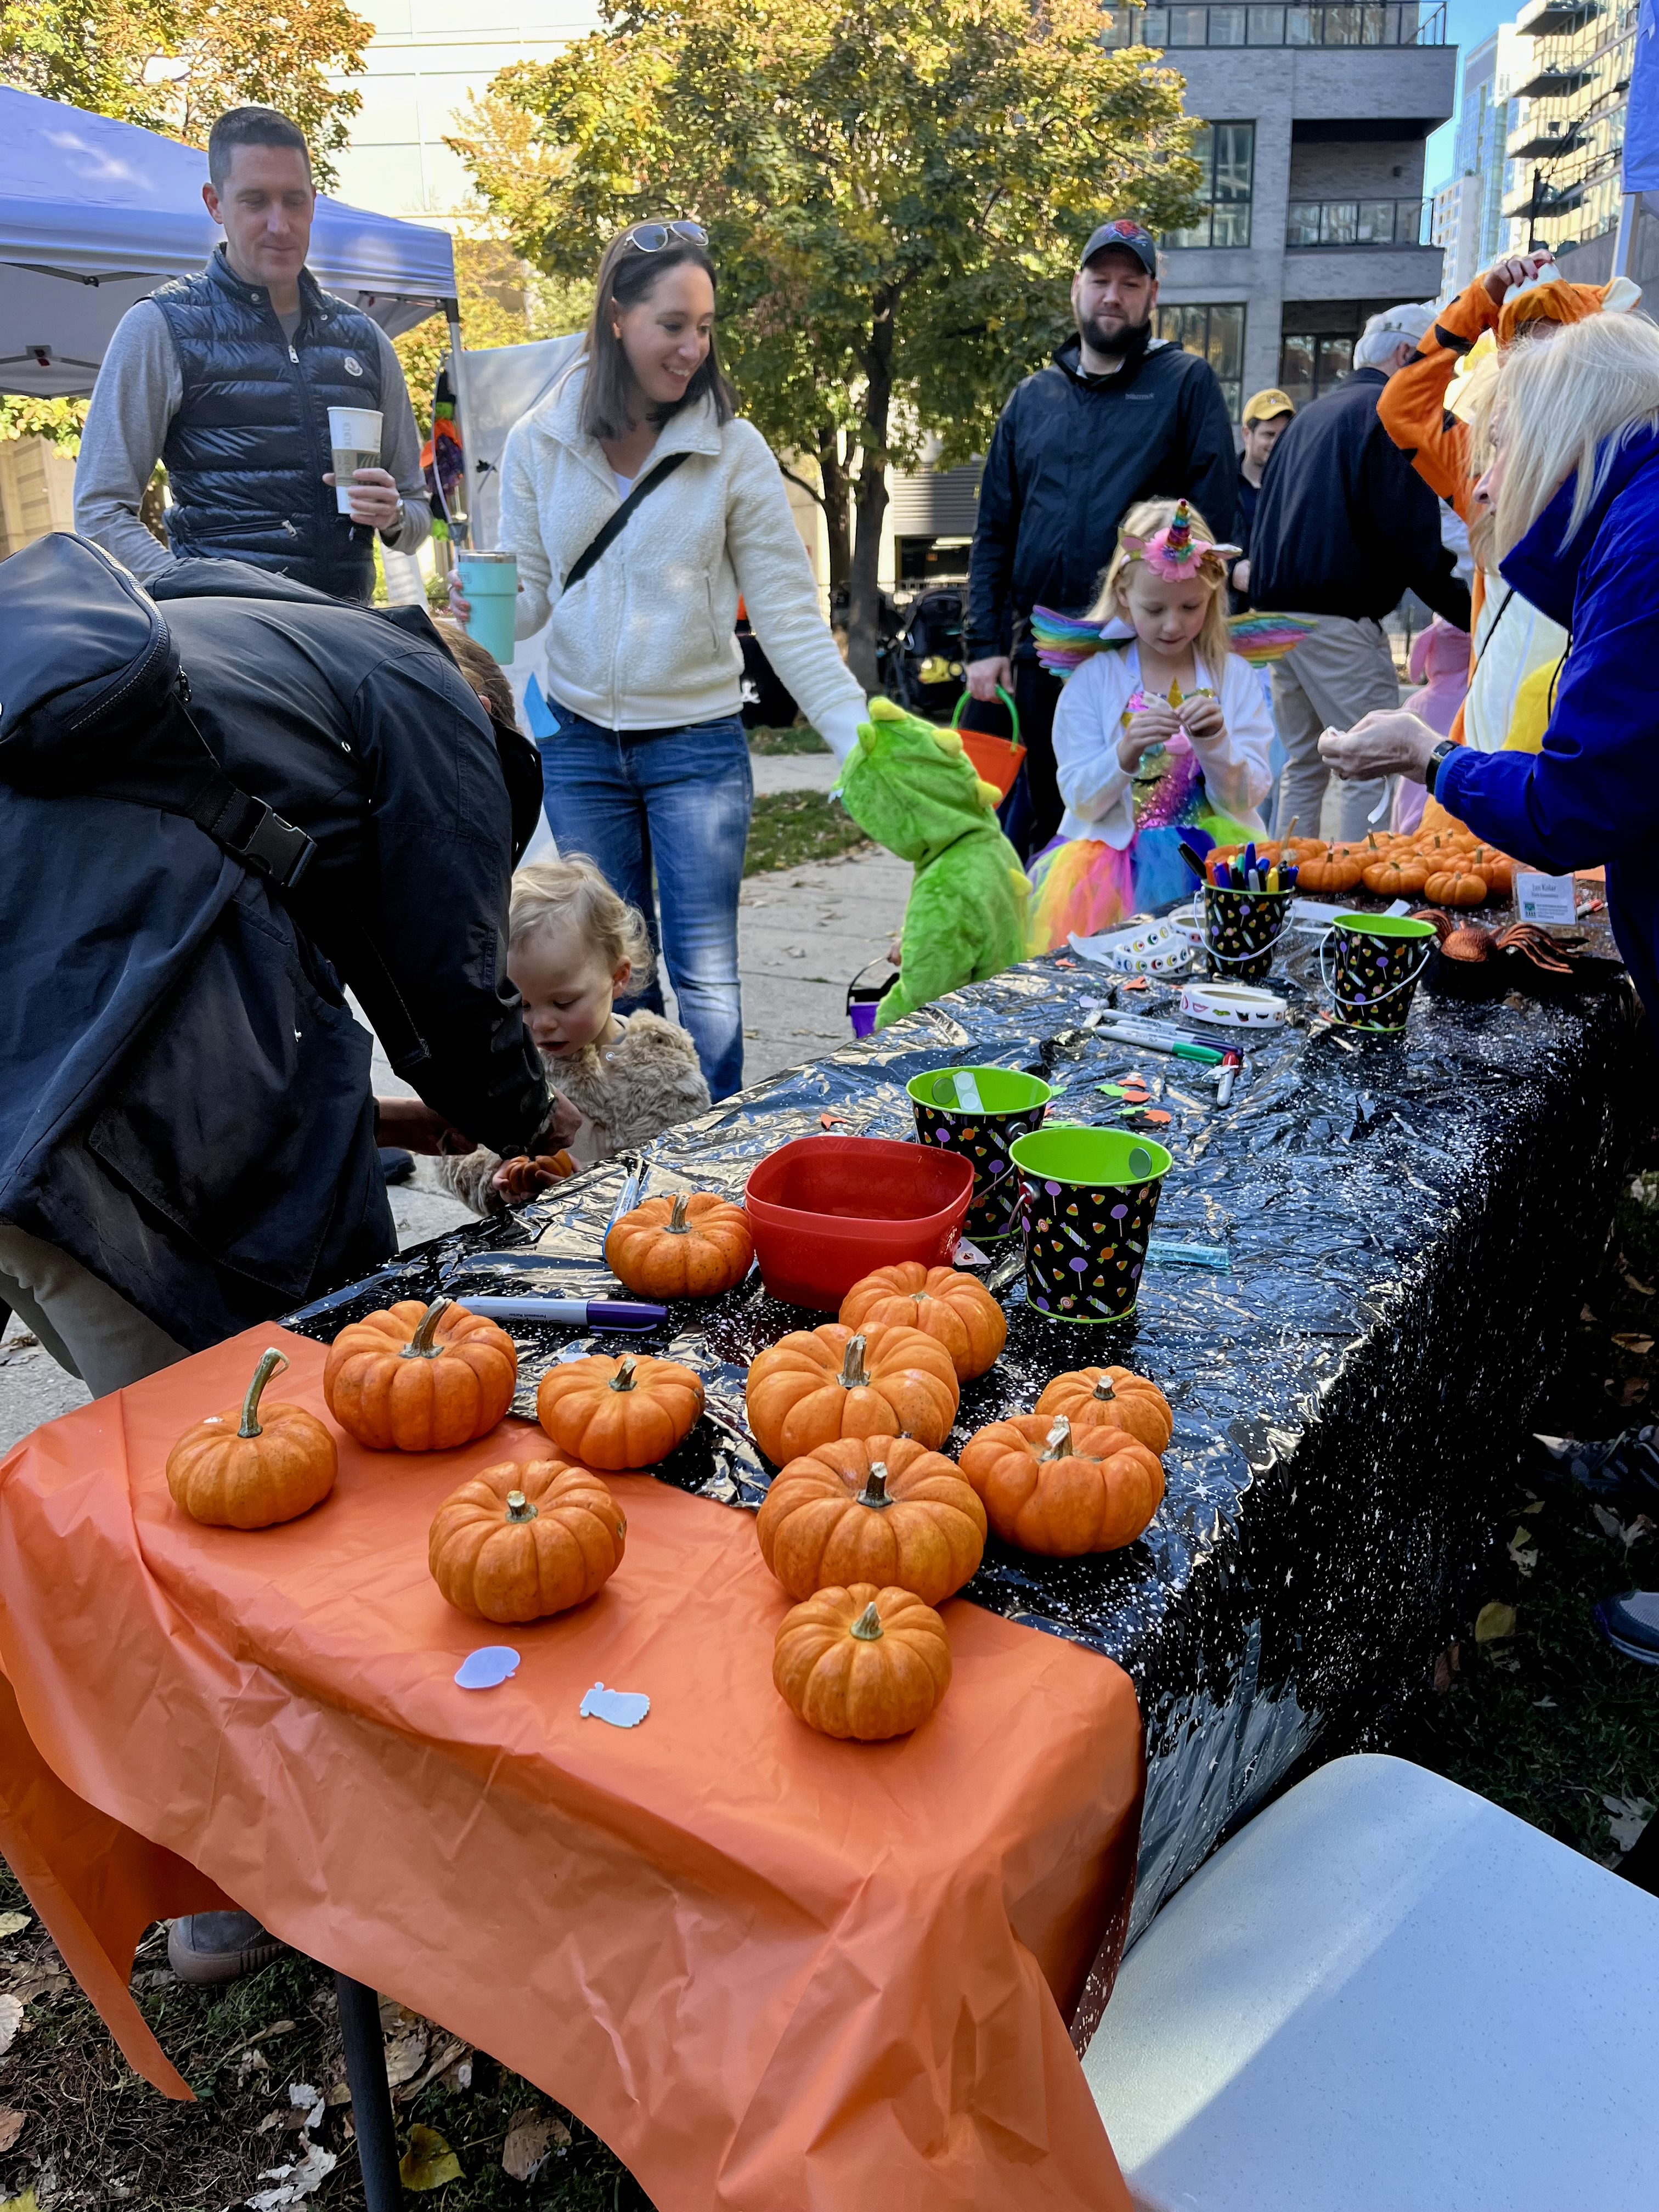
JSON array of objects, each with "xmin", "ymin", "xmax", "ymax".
[{"xmin": 838, "ymin": 697, "xmax": 1030, "ymax": 1030}]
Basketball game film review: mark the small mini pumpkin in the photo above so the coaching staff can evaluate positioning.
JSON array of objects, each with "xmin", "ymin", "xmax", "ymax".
[
  {"xmin": 604, "ymin": 1189, "xmax": 754, "ymax": 1299},
  {"xmin": 1032, "ymin": 1365, "xmax": 1173, "ymax": 1453},
  {"xmin": 756, "ymin": 1435, "xmax": 986, "ymax": 1604},
  {"xmin": 745, "ymin": 1324, "xmax": 960, "ymax": 1465},
  {"xmin": 1470, "ymin": 847, "xmax": 1515, "ymax": 898},
  {"xmin": 1361, "ymin": 855, "xmax": 1430, "ymax": 898},
  {"xmin": 537, "ymin": 1351, "xmax": 703, "ymax": 1469},
  {"xmin": 496, "ymin": 1152, "xmax": 577, "ymax": 1200},
  {"xmin": 772, "ymin": 1582, "xmax": 952, "ymax": 1740},
  {"xmin": 838, "ymin": 1262, "xmax": 1006, "ymax": 1381},
  {"xmin": 959, "ymin": 1413, "xmax": 1165, "ymax": 1556},
  {"xmin": 1423, "ymin": 867, "xmax": 1488, "ymax": 909},
  {"xmin": 166, "ymin": 1347, "xmax": 337, "ymax": 1528},
  {"xmin": 324, "ymin": 1297, "xmax": 517, "ymax": 1452},
  {"xmin": 1296, "ymin": 845, "xmax": 1364, "ymax": 895},
  {"xmin": 428, "ymin": 1457, "xmax": 626, "ymax": 1622}
]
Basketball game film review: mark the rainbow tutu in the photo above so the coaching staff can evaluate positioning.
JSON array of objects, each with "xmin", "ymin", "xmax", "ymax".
[{"xmin": 1026, "ymin": 814, "xmax": 1254, "ymax": 955}]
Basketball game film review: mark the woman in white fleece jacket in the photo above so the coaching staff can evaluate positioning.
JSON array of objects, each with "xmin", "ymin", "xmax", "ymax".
[{"xmin": 484, "ymin": 222, "xmax": 867, "ymax": 1099}]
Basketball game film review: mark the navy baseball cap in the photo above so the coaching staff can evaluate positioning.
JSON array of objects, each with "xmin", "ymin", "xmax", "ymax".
[{"xmin": 1079, "ymin": 219, "xmax": 1157, "ymax": 278}]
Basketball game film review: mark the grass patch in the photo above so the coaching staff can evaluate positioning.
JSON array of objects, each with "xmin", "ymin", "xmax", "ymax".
[
  {"xmin": 744, "ymin": 724, "xmax": 829, "ymax": 755},
  {"xmin": 743, "ymin": 790, "xmax": 871, "ymax": 877}
]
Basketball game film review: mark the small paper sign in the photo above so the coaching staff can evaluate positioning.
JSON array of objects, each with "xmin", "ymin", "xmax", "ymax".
[{"xmin": 1514, "ymin": 871, "xmax": 1577, "ymax": 926}]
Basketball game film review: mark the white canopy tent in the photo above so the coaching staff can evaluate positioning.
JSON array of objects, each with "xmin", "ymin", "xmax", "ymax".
[{"xmin": 0, "ymin": 86, "xmax": 459, "ymax": 401}]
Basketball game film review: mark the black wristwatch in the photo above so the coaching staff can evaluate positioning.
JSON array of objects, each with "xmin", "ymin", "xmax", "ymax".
[{"xmin": 1424, "ymin": 738, "xmax": 1458, "ymax": 799}]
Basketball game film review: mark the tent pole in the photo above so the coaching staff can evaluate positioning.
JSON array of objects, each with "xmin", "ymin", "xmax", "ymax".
[{"xmin": 443, "ymin": 296, "xmax": 473, "ymax": 549}]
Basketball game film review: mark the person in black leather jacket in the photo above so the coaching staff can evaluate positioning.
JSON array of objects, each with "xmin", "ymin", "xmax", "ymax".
[
  {"xmin": 0, "ymin": 544, "xmax": 575, "ymax": 1398},
  {"xmin": 963, "ymin": 221, "xmax": 1239, "ymax": 857}
]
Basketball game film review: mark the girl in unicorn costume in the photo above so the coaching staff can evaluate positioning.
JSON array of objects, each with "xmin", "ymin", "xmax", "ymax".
[{"xmin": 1025, "ymin": 498, "xmax": 1274, "ymax": 953}]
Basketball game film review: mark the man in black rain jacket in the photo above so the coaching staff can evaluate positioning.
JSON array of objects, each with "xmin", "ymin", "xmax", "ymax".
[
  {"xmin": 964, "ymin": 220, "xmax": 1239, "ymax": 856},
  {"xmin": 0, "ymin": 538, "xmax": 572, "ymax": 1397}
]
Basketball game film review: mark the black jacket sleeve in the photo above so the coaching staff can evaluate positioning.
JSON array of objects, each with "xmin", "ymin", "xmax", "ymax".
[
  {"xmin": 965, "ymin": 399, "xmax": 1019, "ymax": 658},
  {"xmin": 1363, "ymin": 418, "xmax": 1472, "ymax": 631},
  {"xmin": 345, "ymin": 654, "xmax": 551, "ymax": 1154},
  {"xmin": 1180, "ymin": 362, "xmax": 1241, "ymax": 546}
]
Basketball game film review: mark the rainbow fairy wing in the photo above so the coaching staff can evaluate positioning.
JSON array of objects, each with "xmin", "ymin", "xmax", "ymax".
[
  {"xmin": 1029, "ymin": 605, "xmax": 1130, "ymax": 680},
  {"xmin": 1227, "ymin": 611, "xmax": 1319, "ymax": 666}
]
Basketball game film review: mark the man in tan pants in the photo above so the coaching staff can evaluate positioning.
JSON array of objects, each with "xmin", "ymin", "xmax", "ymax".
[{"xmin": 1271, "ymin": 614, "xmax": 1404, "ymax": 842}]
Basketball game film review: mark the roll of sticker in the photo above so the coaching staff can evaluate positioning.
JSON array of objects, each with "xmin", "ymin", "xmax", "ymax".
[
  {"xmin": 1071, "ymin": 918, "xmax": 1194, "ymax": 975},
  {"xmin": 1178, "ymin": 980, "xmax": 1288, "ymax": 1028}
]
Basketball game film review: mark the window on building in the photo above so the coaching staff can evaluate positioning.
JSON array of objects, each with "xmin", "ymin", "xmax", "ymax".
[
  {"xmin": 1277, "ymin": 331, "xmax": 1353, "ymax": 411},
  {"xmin": 1156, "ymin": 302, "xmax": 1248, "ymax": 419},
  {"xmin": 1167, "ymin": 123, "xmax": 1255, "ymax": 249}
]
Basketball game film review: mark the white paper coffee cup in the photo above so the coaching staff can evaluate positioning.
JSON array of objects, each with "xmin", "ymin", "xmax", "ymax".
[{"xmin": 328, "ymin": 405, "xmax": 383, "ymax": 515}]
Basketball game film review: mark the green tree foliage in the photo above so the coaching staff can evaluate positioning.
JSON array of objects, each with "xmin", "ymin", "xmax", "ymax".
[
  {"xmin": 452, "ymin": 0, "xmax": 1199, "ymax": 683},
  {"xmin": 394, "ymin": 238, "xmax": 592, "ymax": 441},
  {"xmin": 0, "ymin": 0, "xmax": 373, "ymax": 187},
  {"xmin": 1, "ymin": 0, "xmax": 373, "ymax": 447}
]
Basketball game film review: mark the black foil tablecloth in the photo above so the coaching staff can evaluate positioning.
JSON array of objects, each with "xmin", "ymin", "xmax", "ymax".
[{"xmin": 289, "ymin": 917, "xmax": 1641, "ymax": 1932}]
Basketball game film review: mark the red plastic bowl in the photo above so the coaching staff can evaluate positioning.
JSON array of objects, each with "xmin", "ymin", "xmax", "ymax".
[{"xmin": 744, "ymin": 1136, "xmax": 975, "ymax": 1309}]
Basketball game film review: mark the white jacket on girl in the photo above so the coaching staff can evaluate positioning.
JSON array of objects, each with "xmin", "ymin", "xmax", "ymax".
[
  {"xmin": 1052, "ymin": 641, "xmax": 1273, "ymax": 847},
  {"xmin": 498, "ymin": 365, "xmax": 867, "ymax": 758}
]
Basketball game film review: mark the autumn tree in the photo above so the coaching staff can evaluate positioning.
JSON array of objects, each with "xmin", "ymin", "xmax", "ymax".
[
  {"xmin": 453, "ymin": 0, "xmax": 1198, "ymax": 685},
  {"xmin": 1, "ymin": 0, "xmax": 373, "ymax": 445},
  {"xmin": 0, "ymin": 0, "xmax": 373, "ymax": 187}
]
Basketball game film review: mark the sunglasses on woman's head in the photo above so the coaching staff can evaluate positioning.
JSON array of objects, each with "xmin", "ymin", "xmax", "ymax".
[{"xmin": 622, "ymin": 220, "xmax": 708, "ymax": 252}]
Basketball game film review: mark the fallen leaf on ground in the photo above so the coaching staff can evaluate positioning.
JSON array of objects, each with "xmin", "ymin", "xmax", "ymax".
[
  {"xmin": 393, "ymin": 2034, "xmax": 469, "ymax": 2104},
  {"xmin": 1474, "ymin": 1601, "xmax": 1516, "ymax": 1643},
  {"xmin": 0, "ymin": 1914, "xmax": 29, "ymax": 1941},
  {"xmin": 502, "ymin": 2106, "xmax": 571, "ymax": 2181},
  {"xmin": 0, "ymin": 2187, "xmax": 38, "ymax": 2212},
  {"xmin": 0, "ymin": 2110, "xmax": 24, "ymax": 2152},
  {"xmin": 0, "ymin": 1994, "xmax": 23, "ymax": 2059},
  {"xmin": 246, "ymin": 2140, "xmax": 337, "ymax": 2209},
  {"xmin": 1604, "ymin": 1796, "xmax": 1654, "ymax": 1854},
  {"xmin": 399, "ymin": 2124, "xmax": 462, "ymax": 2191},
  {"xmin": 1611, "ymin": 1332, "xmax": 1654, "ymax": 1354},
  {"xmin": 382, "ymin": 2025, "xmax": 429, "ymax": 2087}
]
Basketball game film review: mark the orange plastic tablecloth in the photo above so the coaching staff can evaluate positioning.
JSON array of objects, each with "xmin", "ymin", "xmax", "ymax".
[{"xmin": 0, "ymin": 1328, "xmax": 1143, "ymax": 2211}]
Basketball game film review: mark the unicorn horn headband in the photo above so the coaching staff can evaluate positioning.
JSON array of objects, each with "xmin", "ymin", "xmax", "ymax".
[{"xmin": 1121, "ymin": 499, "xmax": 1240, "ymax": 580}]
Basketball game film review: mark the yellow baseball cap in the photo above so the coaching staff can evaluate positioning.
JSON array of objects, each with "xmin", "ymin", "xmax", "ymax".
[{"xmin": 1242, "ymin": 388, "xmax": 1295, "ymax": 424}]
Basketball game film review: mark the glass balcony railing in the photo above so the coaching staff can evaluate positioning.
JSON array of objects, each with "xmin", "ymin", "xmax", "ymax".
[
  {"xmin": 1102, "ymin": 2, "xmax": 1447, "ymax": 47},
  {"xmin": 1284, "ymin": 197, "xmax": 1433, "ymax": 246}
]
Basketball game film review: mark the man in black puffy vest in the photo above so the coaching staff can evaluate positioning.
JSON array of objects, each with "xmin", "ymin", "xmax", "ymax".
[{"xmin": 75, "ymin": 105, "xmax": 431, "ymax": 602}]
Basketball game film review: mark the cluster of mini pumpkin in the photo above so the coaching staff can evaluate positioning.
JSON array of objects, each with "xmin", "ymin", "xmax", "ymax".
[
  {"xmin": 745, "ymin": 1264, "xmax": 1172, "ymax": 1742},
  {"xmin": 1277, "ymin": 827, "xmax": 1517, "ymax": 907}
]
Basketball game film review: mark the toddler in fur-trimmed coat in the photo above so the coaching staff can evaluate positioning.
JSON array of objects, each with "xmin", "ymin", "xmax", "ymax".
[{"xmin": 440, "ymin": 856, "xmax": 709, "ymax": 1212}]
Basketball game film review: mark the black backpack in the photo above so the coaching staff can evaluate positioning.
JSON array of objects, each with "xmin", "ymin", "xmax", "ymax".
[{"xmin": 0, "ymin": 533, "xmax": 314, "ymax": 887}]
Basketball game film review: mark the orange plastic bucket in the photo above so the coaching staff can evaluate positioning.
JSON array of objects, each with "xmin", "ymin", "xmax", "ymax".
[{"xmin": 951, "ymin": 687, "xmax": 1025, "ymax": 800}]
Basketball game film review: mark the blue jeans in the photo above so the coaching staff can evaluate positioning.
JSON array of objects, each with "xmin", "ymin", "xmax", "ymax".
[{"xmin": 538, "ymin": 709, "xmax": 752, "ymax": 1098}]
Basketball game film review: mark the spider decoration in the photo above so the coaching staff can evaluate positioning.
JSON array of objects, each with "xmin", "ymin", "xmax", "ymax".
[{"xmin": 1409, "ymin": 911, "xmax": 1576, "ymax": 975}]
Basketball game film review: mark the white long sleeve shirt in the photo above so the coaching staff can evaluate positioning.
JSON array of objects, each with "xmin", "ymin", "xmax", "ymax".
[
  {"xmin": 498, "ymin": 365, "xmax": 866, "ymax": 758},
  {"xmin": 1052, "ymin": 641, "xmax": 1273, "ymax": 846}
]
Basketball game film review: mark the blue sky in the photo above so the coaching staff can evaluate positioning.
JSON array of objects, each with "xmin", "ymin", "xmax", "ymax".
[{"xmin": 1423, "ymin": 0, "xmax": 1522, "ymax": 191}]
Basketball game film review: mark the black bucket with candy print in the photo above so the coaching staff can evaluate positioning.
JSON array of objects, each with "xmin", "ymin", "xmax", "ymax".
[
  {"xmin": 908, "ymin": 1066, "xmax": 1052, "ymax": 1240},
  {"xmin": 1202, "ymin": 883, "xmax": 1294, "ymax": 986},
  {"xmin": 1323, "ymin": 912, "xmax": 1438, "ymax": 1034},
  {"xmin": 1009, "ymin": 1126, "xmax": 1172, "ymax": 1324}
]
